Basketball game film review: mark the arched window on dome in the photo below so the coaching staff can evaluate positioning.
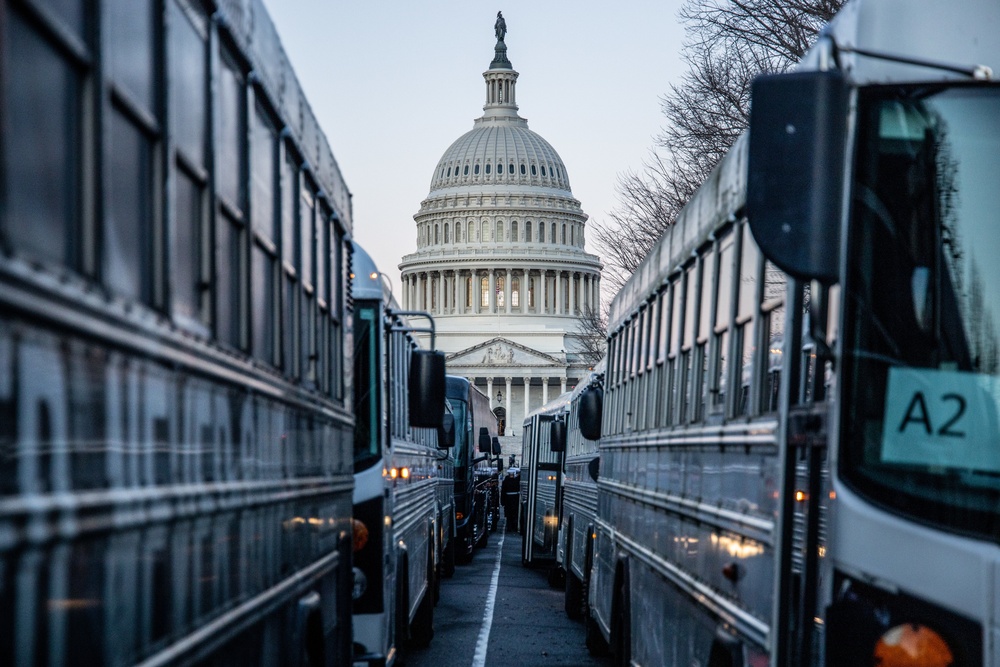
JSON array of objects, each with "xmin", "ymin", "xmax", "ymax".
[
  {"xmin": 561, "ymin": 224, "xmax": 566, "ymax": 244},
  {"xmin": 434, "ymin": 224, "xmax": 439, "ymax": 245},
  {"xmin": 468, "ymin": 220, "xmax": 474, "ymax": 242},
  {"xmin": 447, "ymin": 167, "xmax": 451, "ymax": 177},
  {"xmin": 538, "ymin": 223, "xmax": 544, "ymax": 243},
  {"xmin": 455, "ymin": 224, "xmax": 461, "ymax": 243},
  {"xmin": 512, "ymin": 277, "xmax": 520, "ymax": 308},
  {"xmin": 531, "ymin": 164, "xmax": 537, "ymax": 176},
  {"xmin": 511, "ymin": 221, "xmax": 518, "ymax": 242},
  {"xmin": 464, "ymin": 165, "xmax": 469, "ymax": 176},
  {"xmin": 485, "ymin": 163, "xmax": 491, "ymax": 175},
  {"xmin": 482, "ymin": 220, "xmax": 490, "ymax": 242},
  {"xmin": 481, "ymin": 276, "xmax": 489, "ymax": 308},
  {"xmin": 496, "ymin": 221, "xmax": 504, "ymax": 242},
  {"xmin": 551, "ymin": 223, "xmax": 557, "ymax": 244},
  {"xmin": 496, "ymin": 276, "xmax": 505, "ymax": 308},
  {"xmin": 541, "ymin": 165, "xmax": 546, "ymax": 176},
  {"xmin": 444, "ymin": 223, "xmax": 450, "ymax": 243},
  {"xmin": 508, "ymin": 163, "xmax": 514, "ymax": 174},
  {"xmin": 474, "ymin": 164, "xmax": 480, "ymax": 175},
  {"xmin": 520, "ymin": 164, "xmax": 526, "ymax": 175},
  {"xmin": 525, "ymin": 221, "xmax": 532, "ymax": 242}
]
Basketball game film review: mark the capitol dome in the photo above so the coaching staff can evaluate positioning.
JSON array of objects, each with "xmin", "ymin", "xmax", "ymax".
[
  {"xmin": 428, "ymin": 123, "xmax": 572, "ymax": 195},
  {"xmin": 398, "ymin": 16, "xmax": 602, "ymax": 446}
]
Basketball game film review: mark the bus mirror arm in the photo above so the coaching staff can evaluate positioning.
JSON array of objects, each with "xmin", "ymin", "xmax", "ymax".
[{"xmin": 809, "ymin": 280, "xmax": 835, "ymax": 366}]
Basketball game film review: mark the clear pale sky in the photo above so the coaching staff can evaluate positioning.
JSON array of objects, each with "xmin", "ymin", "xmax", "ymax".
[{"xmin": 262, "ymin": 1, "xmax": 688, "ymax": 300}]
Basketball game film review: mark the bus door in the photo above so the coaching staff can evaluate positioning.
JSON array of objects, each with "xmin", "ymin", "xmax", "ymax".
[{"xmin": 524, "ymin": 415, "xmax": 562, "ymax": 563}]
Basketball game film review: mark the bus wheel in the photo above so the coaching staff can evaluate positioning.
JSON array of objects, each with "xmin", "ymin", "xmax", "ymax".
[
  {"xmin": 476, "ymin": 521, "xmax": 489, "ymax": 548},
  {"xmin": 442, "ymin": 538, "xmax": 456, "ymax": 578},
  {"xmin": 409, "ymin": 566, "xmax": 435, "ymax": 647},
  {"xmin": 586, "ymin": 611, "xmax": 610, "ymax": 657},
  {"xmin": 565, "ymin": 569, "xmax": 584, "ymax": 619},
  {"xmin": 611, "ymin": 564, "xmax": 632, "ymax": 667}
]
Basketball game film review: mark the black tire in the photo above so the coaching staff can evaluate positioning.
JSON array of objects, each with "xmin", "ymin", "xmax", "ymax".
[
  {"xmin": 408, "ymin": 586, "xmax": 434, "ymax": 648},
  {"xmin": 442, "ymin": 537, "xmax": 456, "ymax": 578},
  {"xmin": 611, "ymin": 566, "xmax": 631, "ymax": 667},
  {"xmin": 565, "ymin": 569, "xmax": 584, "ymax": 620},
  {"xmin": 586, "ymin": 611, "xmax": 610, "ymax": 657},
  {"xmin": 475, "ymin": 515, "xmax": 489, "ymax": 548},
  {"xmin": 456, "ymin": 539, "xmax": 473, "ymax": 565}
]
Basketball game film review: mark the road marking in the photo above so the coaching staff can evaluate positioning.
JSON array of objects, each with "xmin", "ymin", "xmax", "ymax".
[{"xmin": 471, "ymin": 519, "xmax": 506, "ymax": 667}]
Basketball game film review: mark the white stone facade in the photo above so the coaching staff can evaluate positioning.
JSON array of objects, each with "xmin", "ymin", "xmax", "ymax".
[{"xmin": 399, "ymin": 32, "xmax": 602, "ymax": 458}]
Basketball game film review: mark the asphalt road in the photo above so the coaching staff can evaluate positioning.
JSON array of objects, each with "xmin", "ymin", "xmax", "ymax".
[{"xmin": 403, "ymin": 518, "xmax": 612, "ymax": 667}]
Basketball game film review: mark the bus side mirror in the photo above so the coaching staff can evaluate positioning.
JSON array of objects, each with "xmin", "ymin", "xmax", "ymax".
[
  {"xmin": 746, "ymin": 70, "xmax": 848, "ymax": 285},
  {"xmin": 578, "ymin": 386, "xmax": 604, "ymax": 441},
  {"xmin": 491, "ymin": 437, "xmax": 502, "ymax": 456},
  {"xmin": 478, "ymin": 427, "xmax": 491, "ymax": 453},
  {"xmin": 408, "ymin": 350, "xmax": 445, "ymax": 428},
  {"xmin": 438, "ymin": 412, "xmax": 455, "ymax": 449},
  {"xmin": 550, "ymin": 420, "xmax": 566, "ymax": 453}
]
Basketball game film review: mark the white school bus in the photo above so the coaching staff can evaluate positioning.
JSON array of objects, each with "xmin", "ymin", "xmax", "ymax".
[{"xmin": 582, "ymin": 1, "xmax": 1000, "ymax": 665}]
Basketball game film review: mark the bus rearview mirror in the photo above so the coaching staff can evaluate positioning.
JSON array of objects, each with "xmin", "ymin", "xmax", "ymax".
[
  {"xmin": 746, "ymin": 70, "xmax": 848, "ymax": 285},
  {"xmin": 578, "ymin": 386, "xmax": 603, "ymax": 441},
  {"xmin": 438, "ymin": 412, "xmax": 455, "ymax": 449},
  {"xmin": 491, "ymin": 436, "xmax": 501, "ymax": 456},
  {"xmin": 409, "ymin": 350, "xmax": 445, "ymax": 429},
  {"xmin": 550, "ymin": 420, "xmax": 566, "ymax": 453},
  {"xmin": 478, "ymin": 427, "xmax": 491, "ymax": 453}
]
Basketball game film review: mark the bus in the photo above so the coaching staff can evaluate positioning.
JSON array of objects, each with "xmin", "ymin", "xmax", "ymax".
[
  {"xmin": 0, "ymin": 1, "xmax": 356, "ymax": 664},
  {"xmin": 445, "ymin": 376, "xmax": 500, "ymax": 563},
  {"xmin": 583, "ymin": 0, "xmax": 1000, "ymax": 665},
  {"xmin": 350, "ymin": 243, "xmax": 449, "ymax": 666},
  {"xmin": 557, "ymin": 362, "xmax": 605, "ymax": 620},
  {"xmin": 519, "ymin": 392, "xmax": 571, "ymax": 567}
]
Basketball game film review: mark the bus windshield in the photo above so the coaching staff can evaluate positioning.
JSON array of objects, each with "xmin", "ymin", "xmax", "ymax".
[
  {"xmin": 842, "ymin": 84, "xmax": 1000, "ymax": 539},
  {"xmin": 447, "ymin": 397, "xmax": 468, "ymax": 468},
  {"xmin": 354, "ymin": 303, "xmax": 381, "ymax": 472}
]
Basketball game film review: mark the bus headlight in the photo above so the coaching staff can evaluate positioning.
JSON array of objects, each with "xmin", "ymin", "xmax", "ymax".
[
  {"xmin": 351, "ymin": 519, "xmax": 369, "ymax": 552},
  {"xmin": 352, "ymin": 567, "xmax": 368, "ymax": 600},
  {"xmin": 873, "ymin": 624, "xmax": 953, "ymax": 667}
]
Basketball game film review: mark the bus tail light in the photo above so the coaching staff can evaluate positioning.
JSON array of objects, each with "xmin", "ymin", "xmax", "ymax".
[{"xmin": 873, "ymin": 624, "xmax": 953, "ymax": 667}]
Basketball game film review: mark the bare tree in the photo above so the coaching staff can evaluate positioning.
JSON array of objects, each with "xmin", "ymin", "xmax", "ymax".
[
  {"xmin": 571, "ymin": 305, "xmax": 609, "ymax": 368},
  {"xmin": 593, "ymin": 0, "xmax": 845, "ymax": 289}
]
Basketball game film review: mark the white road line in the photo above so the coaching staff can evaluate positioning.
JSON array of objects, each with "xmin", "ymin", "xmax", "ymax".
[{"xmin": 471, "ymin": 520, "xmax": 506, "ymax": 667}]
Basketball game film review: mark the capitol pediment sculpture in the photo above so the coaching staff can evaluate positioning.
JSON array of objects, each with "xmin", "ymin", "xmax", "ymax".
[{"xmin": 483, "ymin": 341, "xmax": 514, "ymax": 365}]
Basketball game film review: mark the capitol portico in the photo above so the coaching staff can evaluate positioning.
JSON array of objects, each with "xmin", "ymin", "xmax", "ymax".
[{"xmin": 399, "ymin": 15, "xmax": 602, "ymax": 454}]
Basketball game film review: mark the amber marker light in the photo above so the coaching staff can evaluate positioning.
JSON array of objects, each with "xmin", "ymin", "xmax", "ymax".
[
  {"xmin": 389, "ymin": 468, "xmax": 398, "ymax": 479},
  {"xmin": 351, "ymin": 519, "xmax": 369, "ymax": 552},
  {"xmin": 400, "ymin": 467, "xmax": 410, "ymax": 480},
  {"xmin": 873, "ymin": 623, "xmax": 954, "ymax": 667},
  {"xmin": 795, "ymin": 490, "xmax": 807, "ymax": 502}
]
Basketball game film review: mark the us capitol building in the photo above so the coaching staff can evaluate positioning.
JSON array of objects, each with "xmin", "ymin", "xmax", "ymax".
[{"xmin": 399, "ymin": 14, "xmax": 602, "ymax": 449}]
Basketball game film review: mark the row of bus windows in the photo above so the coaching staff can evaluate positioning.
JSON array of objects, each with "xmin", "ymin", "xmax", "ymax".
[
  {"xmin": 2, "ymin": 0, "xmax": 346, "ymax": 398},
  {"xmin": 419, "ymin": 219, "xmax": 583, "ymax": 247},
  {"xmin": 605, "ymin": 221, "xmax": 787, "ymax": 434}
]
